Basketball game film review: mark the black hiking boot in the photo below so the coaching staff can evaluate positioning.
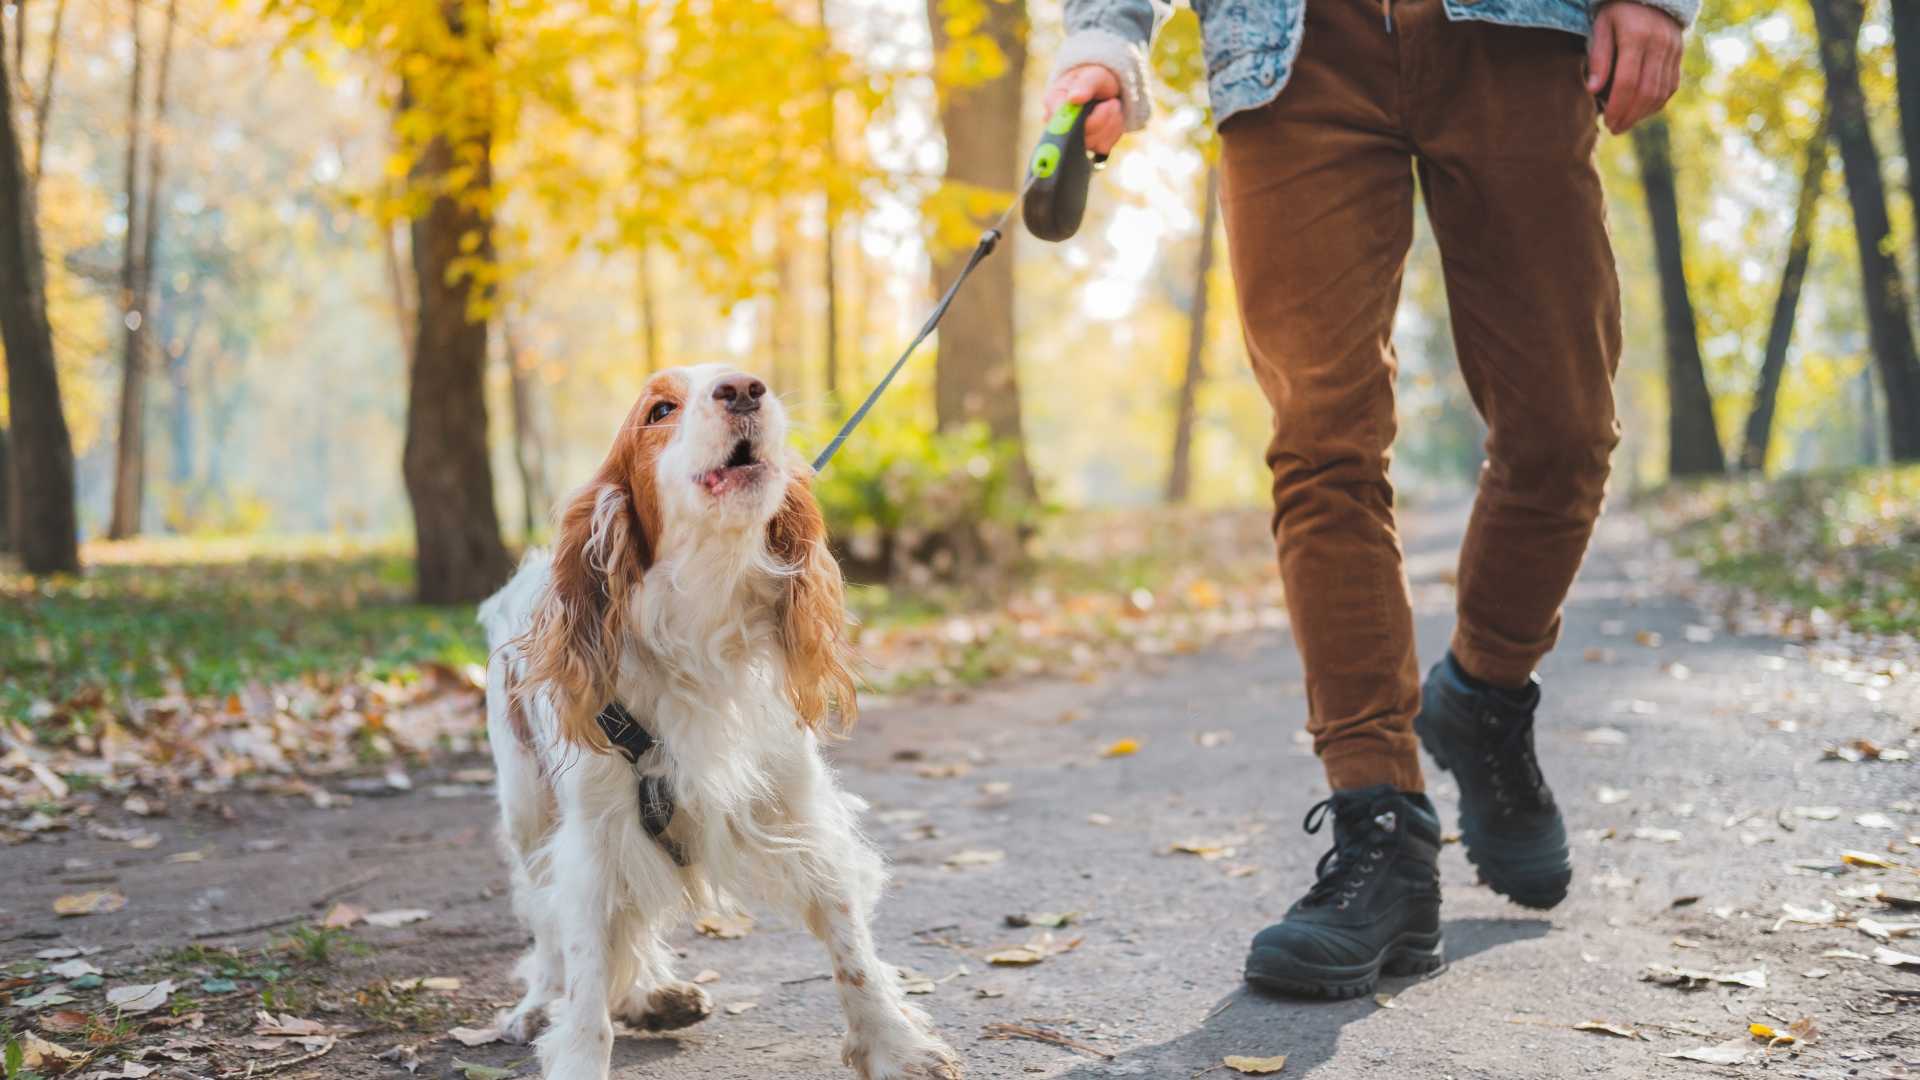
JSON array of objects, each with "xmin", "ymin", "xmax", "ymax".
[
  {"xmin": 1244, "ymin": 786, "xmax": 1444, "ymax": 999},
  {"xmin": 1414, "ymin": 652, "xmax": 1571, "ymax": 909}
]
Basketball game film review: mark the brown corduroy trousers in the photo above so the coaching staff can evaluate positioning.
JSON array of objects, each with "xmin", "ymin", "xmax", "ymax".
[{"xmin": 1217, "ymin": 0, "xmax": 1624, "ymax": 793}]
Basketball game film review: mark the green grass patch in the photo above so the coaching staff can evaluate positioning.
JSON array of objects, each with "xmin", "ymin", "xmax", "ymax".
[
  {"xmin": 1652, "ymin": 465, "xmax": 1920, "ymax": 637},
  {"xmin": 1, "ymin": 538, "xmax": 487, "ymax": 729}
]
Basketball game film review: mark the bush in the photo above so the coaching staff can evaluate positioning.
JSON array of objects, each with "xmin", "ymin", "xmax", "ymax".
[{"xmin": 810, "ymin": 421, "xmax": 1040, "ymax": 584}]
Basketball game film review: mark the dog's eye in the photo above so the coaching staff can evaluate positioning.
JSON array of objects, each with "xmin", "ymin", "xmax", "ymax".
[{"xmin": 647, "ymin": 400, "xmax": 678, "ymax": 425}]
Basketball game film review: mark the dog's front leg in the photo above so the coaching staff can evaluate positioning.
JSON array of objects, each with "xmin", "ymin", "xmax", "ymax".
[
  {"xmin": 784, "ymin": 779, "xmax": 961, "ymax": 1079},
  {"xmin": 536, "ymin": 819, "xmax": 620, "ymax": 1080}
]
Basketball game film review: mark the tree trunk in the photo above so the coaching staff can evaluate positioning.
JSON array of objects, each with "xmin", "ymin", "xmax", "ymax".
[
  {"xmin": 1631, "ymin": 118, "xmax": 1726, "ymax": 478},
  {"xmin": 1892, "ymin": 0, "xmax": 1920, "ymax": 273},
  {"xmin": 0, "ymin": 424, "xmax": 12, "ymax": 552},
  {"xmin": 504, "ymin": 321, "xmax": 548, "ymax": 539},
  {"xmin": 107, "ymin": 0, "xmax": 147, "ymax": 539},
  {"xmin": 1741, "ymin": 118, "xmax": 1828, "ymax": 474},
  {"xmin": 400, "ymin": 9, "xmax": 513, "ymax": 604},
  {"xmin": 1166, "ymin": 166, "xmax": 1217, "ymax": 504},
  {"xmin": 0, "ymin": 13, "xmax": 78, "ymax": 573},
  {"xmin": 28, "ymin": 0, "xmax": 66, "ymax": 187},
  {"xmin": 1811, "ymin": 0, "xmax": 1920, "ymax": 462},
  {"xmin": 925, "ymin": 0, "xmax": 1032, "ymax": 490},
  {"xmin": 380, "ymin": 218, "xmax": 417, "ymax": 360}
]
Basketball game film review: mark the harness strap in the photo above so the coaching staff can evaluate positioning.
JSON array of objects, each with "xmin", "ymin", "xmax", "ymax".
[{"xmin": 595, "ymin": 701, "xmax": 692, "ymax": 867}]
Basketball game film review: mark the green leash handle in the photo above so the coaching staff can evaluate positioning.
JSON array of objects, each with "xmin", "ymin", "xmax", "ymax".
[{"xmin": 1022, "ymin": 100, "xmax": 1110, "ymax": 242}]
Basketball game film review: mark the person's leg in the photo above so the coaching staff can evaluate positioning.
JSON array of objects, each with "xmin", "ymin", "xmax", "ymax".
[
  {"xmin": 1223, "ymin": 0, "xmax": 1444, "ymax": 1000},
  {"xmin": 1219, "ymin": 0, "xmax": 1424, "ymax": 798},
  {"xmin": 1404, "ymin": 9, "xmax": 1623, "ymax": 909}
]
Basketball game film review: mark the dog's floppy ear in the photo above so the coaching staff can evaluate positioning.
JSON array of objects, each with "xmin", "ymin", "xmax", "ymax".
[
  {"xmin": 768, "ymin": 466, "xmax": 858, "ymax": 733},
  {"xmin": 521, "ymin": 466, "xmax": 651, "ymax": 751}
]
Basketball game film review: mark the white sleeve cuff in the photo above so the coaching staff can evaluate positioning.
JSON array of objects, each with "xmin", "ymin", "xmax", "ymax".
[{"xmin": 1051, "ymin": 29, "xmax": 1153, "ymax": 132}]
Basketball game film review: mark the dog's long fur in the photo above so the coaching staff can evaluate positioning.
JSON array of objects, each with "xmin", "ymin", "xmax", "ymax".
[{"xmin": 479, "ymin": 364, "xmax": 961, "ymax": 1080}]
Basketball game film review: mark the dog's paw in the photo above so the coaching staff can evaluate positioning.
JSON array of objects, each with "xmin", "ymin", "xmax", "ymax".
[
  {"xmin": 614, "ymin": 982, "xmax": 713, "ymax": 1032},
  {"xmin": 493, "ymin": 1003, "xmax": 549, "ymax": 1045},
  {"xmin": 845, "ymin": 1034, "xmax": 964, "ymax": 1079}
]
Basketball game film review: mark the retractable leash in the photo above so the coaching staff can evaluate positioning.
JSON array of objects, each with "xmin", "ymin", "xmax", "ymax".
[{"xmin": 811, "ymin": 99, "xmax": 1109, "ymax": 472}]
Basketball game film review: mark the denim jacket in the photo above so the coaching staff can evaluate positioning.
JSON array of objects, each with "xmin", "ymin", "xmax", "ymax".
[{"xmin": 1055, "ymin": 0, "xmax": 1699, "ymax": 130}]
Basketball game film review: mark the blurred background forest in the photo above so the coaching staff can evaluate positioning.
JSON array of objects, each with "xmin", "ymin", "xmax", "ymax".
[{"xmin": 2, "ymin": 0, "xmax": 1919, "ymax": 720}]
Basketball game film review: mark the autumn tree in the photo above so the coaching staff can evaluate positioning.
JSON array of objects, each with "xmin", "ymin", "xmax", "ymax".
[
  {"xmin": 1742, "ymin": 118, "xmax": 1828, "ymax": 472},
  {"xmin": 0, "ymin": 13, "xmax": 80, "ymax": 573},
  {"xmin": 1809, "ymin": 0, "xmax": 1920, "ymax": 461},
  {"xmin": 1632, "ymin": 117, "xmax": 1725, "ymax": 477},
  {"xmin": 926, "ymin": 0, "xmax": 1033, "ymax": 490}
]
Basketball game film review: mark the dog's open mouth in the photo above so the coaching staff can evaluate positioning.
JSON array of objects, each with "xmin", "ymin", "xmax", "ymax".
[{"xmin": 700, "ymin": 438, "xmax": 765, "ymax": 496}]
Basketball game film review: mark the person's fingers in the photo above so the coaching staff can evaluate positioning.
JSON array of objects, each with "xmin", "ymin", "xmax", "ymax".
[
  {"xmin": 1586, "ymin": 12, "xmax": 1616, "ymax": 96},
  {"xmin": 1604, "ymin": 34, "xmax": 1645, "ymax": 133},
  {"xmin": 1086, "ymin": 99, "xmax": 1124, "ymax": 155}
]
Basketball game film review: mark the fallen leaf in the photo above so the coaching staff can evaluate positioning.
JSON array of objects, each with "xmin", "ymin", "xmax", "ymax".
[
  {"xmin": 253, "ymin": 1011, "xmax": 327, "ymax": 1037},
  {"xmin": 915, "ymin": 762, "xmax": 972, "ymax": 779},
  {"xmin": 1841, "ymin": 850, "xmax": 1898, "ymax": 869},
  {"xmin": 320, "ymin": 902, "xmax": 365, "ymax": 929},
  {"xmin": 694, "ymin": 913, "xmax": 753, "ymax": 939},
  {"xmin": 896, "ymin": 968, "xmax": 937, "ymax": 995},
  {"xmin": 362, "ymin": 908, "xmax": 431, "ymax": 929},
  {"xmin": 1640, "ymin": 964, "xmax": 1766, "ymax": 990},
  {"xmin": 377, "ymin": 1044, "xmax": 421, "ymax": 1073},
  {"xmin": 1223, "ymin": 1055, "xmax": 1287, "ymax": 1074},
  {"xmin": 34, "ymin": 947, "xmax": 83, "ymax": 960},
  {"xmin": 1086, "ymin": 813, "xmax": 1113, "ymax": 826},
  {"xmin": 692, "ymin": 969, "xmax": 720, "ymax": 984},
  {"xmin": 1573, "ymin": 1021, "xmax": 1640, "ymax": 1040},
  {"xmin": 1169, "ymin": 836, "xmax": 1246, "ymax": 861},
  {"xmin": 105, "ymin": 980, "xmax": 175, "ymax": 1015},
  {"xmin": 1100, "ymin": 738, "xmax": 1140, "ymax": 758},
  {"xmin": 15, "ymin": 1033, "xmax": 87, "ymax": 1071},
  {"xmin": 1583, "ymin": 727, "xmax": 1629, "ymax": 746},
  {"xmin": 447, "ymin": 1026, "xmax": 502, "ymax": 1047},
  {"xmin": 1858, "ymin": 917, "xmax": 1920, "ymax": 942},
  {"xmin": 164, "ymin": 850, "xmax": 204, "ymax": 863},
  {"xmin": 52, "ymin": 892, "xmax": 126, "ymax": 918},
  {"xmin": 1372, "ymin": 993, "xmax": 1395, "ymax": 1009},
  {"xmin": 1005, "ymin": 911, "xmax": 1078, "ymax": 929},
  {"xmin": 46, "ymin": 959, "xmax": 101, "ymax": 979},
  {"xmin": 36, "ymin": 1011, "xmax": 93, "ymax": 1035},
  {"xmin": 1873, "ymin": 945, "xmax": 1920, "ymax": 968},
  {"xmin": 1821, "ymin": 948, "xmax": 1871, "ymax": 960},
  {"xmin": 391, "ymin": 976, "xmax": 462, "ymax": 992},
  {"xmin": 451, "ymin": 1058, "xmax": 514, "ymax": 1080},
  {"xmin": 1595, "ymin": 786, "xmax": 1632, "ymax": 805},
  {"xmin": 986, "ymin": 932, "xmax": 1083, "ymax": 966},
  {"xmin": 200, "ymin": 977, "xmax": 238, "ymax": 994},
  {"xmin": 12, "ymin": 988, "xmax": 76, "ymax": 1009},
  {"xmin": 1630, "ymin": 826, "xmax": 1683, "ymax": 844},
  {"xmin": 944, "ymin": 849, "xmax": 1005, "ymax": 869},
  {"xmin": 978, "ymin": 781, "xmax": 1012, "ymax": 797},
  {"xmin": 1793, "ymin": 806, "xmax": 1841, "ymax": 821},
  {"xmin": 1196, "ymin": 730, "xmax": 1233, "ymax": 748},
  {"xmin": 724, "ymin": 1001, "xmax": 757, "ymax": 1015},
  {"xmin": 1857, "ymin": 813, "xmax": 1895, "ymax": 829},
  {"xmin": 1662, "ymin": 1039, "xmax": 1750, "ymax": 1066}
]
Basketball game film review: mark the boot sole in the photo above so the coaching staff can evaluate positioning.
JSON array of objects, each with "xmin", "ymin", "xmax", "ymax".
[
  {"xmin": 1416, "ymin": 720, "xmax": 1572, "ymax": 910},
  {"xmin": 1244, "ymin": 931, "xmax": 1444, "ymax": 1000}
]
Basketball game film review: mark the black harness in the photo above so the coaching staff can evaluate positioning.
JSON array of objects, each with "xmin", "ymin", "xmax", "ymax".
[{"xmin": 595, "ymin": 701, "xmax": 690, "ymax": 867}]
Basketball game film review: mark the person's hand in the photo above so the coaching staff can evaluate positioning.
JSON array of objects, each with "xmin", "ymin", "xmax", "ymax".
[
  {"xmin": 1043, "ymin": 64, "xmax": 1126, "ymax": 155},
  {"xmin": 1586, "ymin": 1, "xmax": 1684, "ymax": 134}
]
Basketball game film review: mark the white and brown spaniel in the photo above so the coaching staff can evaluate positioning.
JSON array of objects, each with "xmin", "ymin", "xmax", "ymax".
[{"xmin": 478, "ymin": 364, "xmax": 962, "ymax": 1080}]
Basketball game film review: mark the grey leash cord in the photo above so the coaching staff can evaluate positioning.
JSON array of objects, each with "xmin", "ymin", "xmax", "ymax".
[{"xmin": 811, "ymin": 176, "xmax": 1037, "ymax": 473}]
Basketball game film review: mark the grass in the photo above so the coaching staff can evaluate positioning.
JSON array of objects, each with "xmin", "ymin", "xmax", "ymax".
[
  {"xmin": 1652, "ymin": 464, "xmax": 1920, "ymax": 637},
  {"xmin": 1, "ymin": 536, "xmax": 488, "ymax": 727}
]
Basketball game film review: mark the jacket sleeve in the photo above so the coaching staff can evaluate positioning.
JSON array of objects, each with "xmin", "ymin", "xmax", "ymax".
[
  {"xmin": 1602, "ymin": 0, "xmax": 1699, "ymax": 28},
  {"xmin": 1051, "ymin": 0, "xmax": 1172, "ymax": 132}
]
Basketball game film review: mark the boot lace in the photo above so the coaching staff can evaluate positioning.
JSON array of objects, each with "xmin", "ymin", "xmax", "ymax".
[
  {"xmin": 1478, "ymin": 708, "xmax": 1551, "ymax": 817},
  {"xmin": 1300, "ymin": 798, "xmax": 1397, "ymax": 910}
]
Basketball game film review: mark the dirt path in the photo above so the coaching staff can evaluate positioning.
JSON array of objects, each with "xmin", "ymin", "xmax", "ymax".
[{"xmin": 5, "ymin": 503, "xmax": 1917, "ymax": 1079}]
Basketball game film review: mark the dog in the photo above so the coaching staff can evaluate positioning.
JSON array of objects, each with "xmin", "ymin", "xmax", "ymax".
[{"xmin": 477, "ymin": 364, "xmax": 963, "ymax": 1080}]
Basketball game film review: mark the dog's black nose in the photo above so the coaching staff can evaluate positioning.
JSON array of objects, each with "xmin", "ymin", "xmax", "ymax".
[{"xmin": 713, "ymin": 375, "xmax": 766, "ymax": 414}]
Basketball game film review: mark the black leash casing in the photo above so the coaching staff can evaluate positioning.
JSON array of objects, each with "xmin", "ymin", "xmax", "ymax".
[{"xmin": 1023, "ymin": 100, "xmax": 1106, "ymax": 243}]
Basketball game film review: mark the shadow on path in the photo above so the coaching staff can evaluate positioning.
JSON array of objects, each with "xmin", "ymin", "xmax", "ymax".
[{"xmin": 1055, "ymin": 917, "xmax": 1550, "ymax": 1077}]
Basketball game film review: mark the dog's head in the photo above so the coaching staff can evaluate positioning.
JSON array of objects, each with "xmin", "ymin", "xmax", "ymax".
[{"xmin": 521, "ymin": 364, "xmax": 857, "ymax": 745}]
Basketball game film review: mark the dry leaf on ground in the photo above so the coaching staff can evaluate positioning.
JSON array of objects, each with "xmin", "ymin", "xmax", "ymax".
[
  {"xmin": 53, "ymin": 891, "xmax": 126, "ymax": 917},
  {"xmin": 1662, "ymin": 1039, "xmax": 1750, "ymax": 1065},
  {"xmin": 692, "ymin": 969, "xmax": 721, "ymax": 984},
  {"xmin": 362, "ymin": 908, "xmax": 432, "ymax": 929},
  {"xmin": 1640, "ymin": 964, "xmax": 1766, "ymax": 989},
  {"xmin": 1100, "ymin": 738, "xmax": 1140, "ymax": 758},
  {"xmin": 1224, "ymin": 1054, "xmax": 1288, "ymax": 1074},
  {"xmin": 446, "ymin": 1026, "xmax": 502, "ymax": 1047},
  {"xmin": 694, "ymin": 913, "xmax": 754, "ymax": 939},
  {"xmin": 1169, "ymin": 836, "xmax": 1246, "ymax": 861},
  {"xmin": 1873, "ymin": 945, "xmax": 1920, "ymax": 968},
  {"xmin": 724, "ymin": 1001, "xmax": 757, "ymax": 1015},
  {"xmin": 986, "ymin": 932, "xmax": 1083, "ymax": 966},
  {"xmin": 1573, "ymin": 1021, "xmax": 1641, "ymax": 1039},
  {"xmin": 320, "ymin": 902, "xmax": 365, "ymax": 928},
  {"xmin": 105, "ymin": 981, "xmax": 176, "ymax": 1015},
  {"xmin": 944, "ymin": 849, "xmax": 1005, "ymax": 869}
]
